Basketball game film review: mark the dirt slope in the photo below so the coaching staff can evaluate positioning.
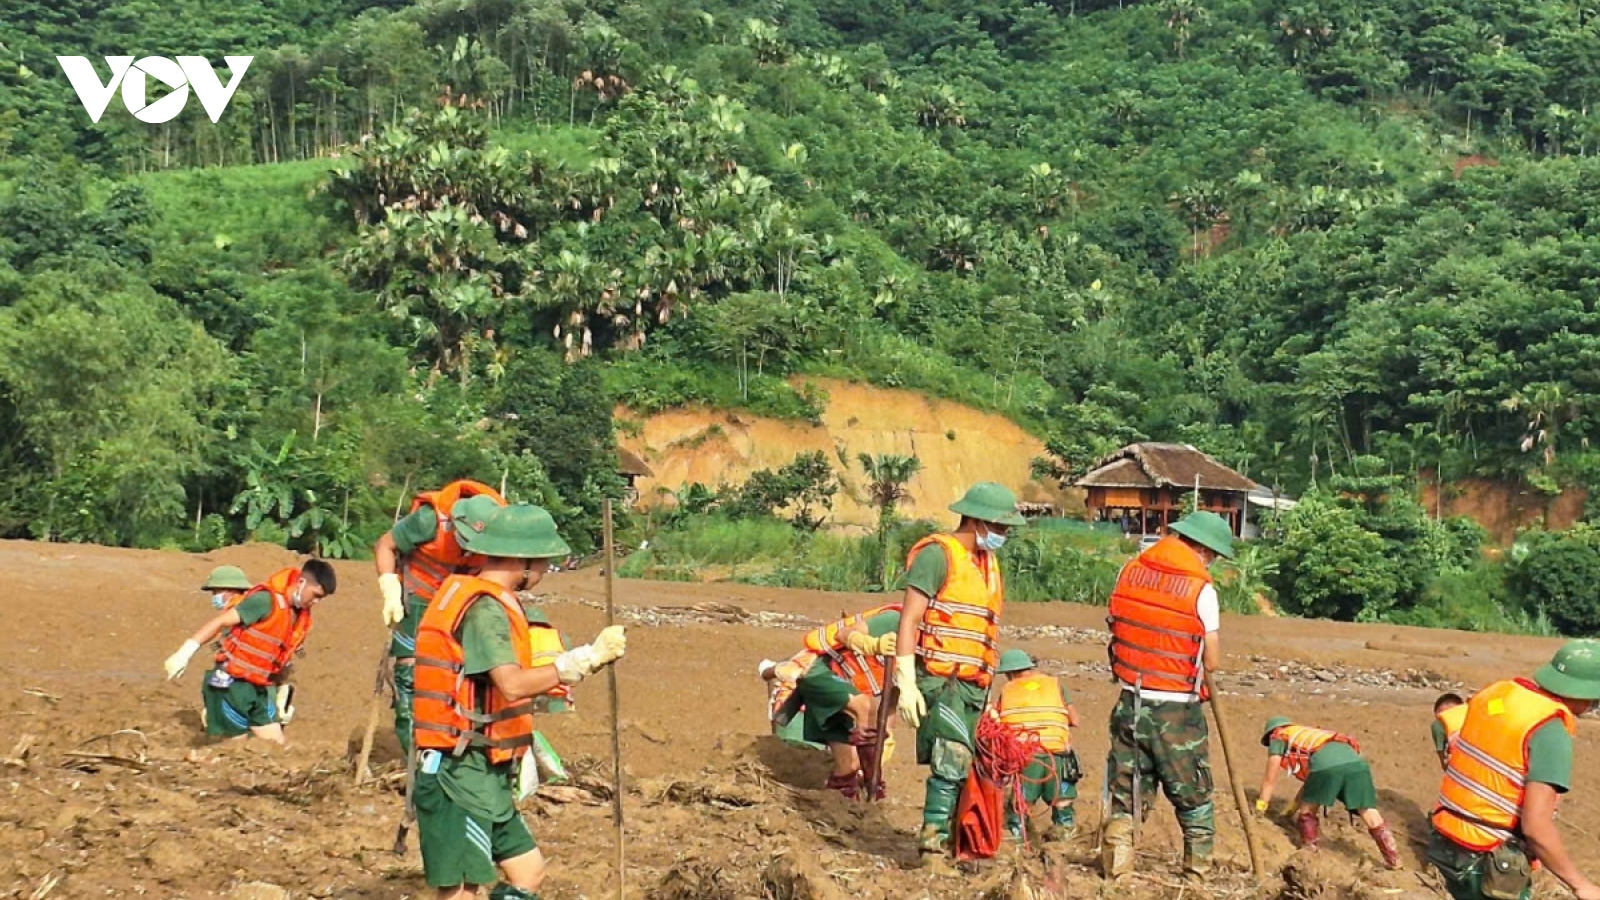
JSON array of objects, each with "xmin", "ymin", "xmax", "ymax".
[
  {"xmin": 619, "ymin": 379, "xmax": 1079, "ymax": 531},
  {"xmin": 4, "ymin": 538, "xmax": 1596, "ymax": 900}
]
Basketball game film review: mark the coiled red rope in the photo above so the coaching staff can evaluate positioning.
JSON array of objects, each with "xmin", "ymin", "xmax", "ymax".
[{"xmin": 975, "ymin": 714, "xmax": 1055, "ymax": 847}]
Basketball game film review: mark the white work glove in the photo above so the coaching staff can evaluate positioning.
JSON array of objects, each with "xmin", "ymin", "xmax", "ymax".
[
  {"xmin": 553, "ymin": 625, "xmax": 627, "ymax": 685},
  {"xmin": 164, "ymin": 640, "xmax": 201, "ymax": 681},
  {"xmin": 894, "ymin": 655, "xmax": 926, "ymax": 728},
  {"xmin": 379, "ymin": 573, "xmax": 405, "ymax": 627}
]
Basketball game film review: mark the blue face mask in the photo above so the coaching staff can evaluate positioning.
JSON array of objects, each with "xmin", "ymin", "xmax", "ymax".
[
  {"xmin": 977, "ymin": 527, "xmax": 1007, "ymax": 552},
  {"xmin": 211, "ymin": 592, "xmax": 228, "ymax": 609}
]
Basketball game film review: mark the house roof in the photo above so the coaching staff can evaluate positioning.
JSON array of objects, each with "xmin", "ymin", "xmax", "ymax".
[
  {"xmin": 1076, "ymin": 442, "xmax": 1258, "ymax": 493},
  {"xmin": 617, "ymin": 446, "xmax": 654, "ymax": 478}
]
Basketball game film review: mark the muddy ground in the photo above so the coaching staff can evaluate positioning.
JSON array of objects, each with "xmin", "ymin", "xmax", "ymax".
[{"xmin": 4, "ymin": 538, "xmax": 1597, "ymax": 899}]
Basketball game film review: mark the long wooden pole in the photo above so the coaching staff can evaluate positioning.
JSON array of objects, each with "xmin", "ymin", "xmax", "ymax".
[
  {"xmin": 1204, "ymin": 670, "xmax": 1266, "ymax": 877},
  {"xmin": 602, "ymin": 499, "xmax": 625, "ymax": 899}
]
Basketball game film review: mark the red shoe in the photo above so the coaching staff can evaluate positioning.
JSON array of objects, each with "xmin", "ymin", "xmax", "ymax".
[
  {"xmin": 1369, "ymin": 824, "xmax": 1401, "ymax": 869},
  {"xmin": 1296, "ymin": 811, "xmax": 1321, "ymax": 849}
]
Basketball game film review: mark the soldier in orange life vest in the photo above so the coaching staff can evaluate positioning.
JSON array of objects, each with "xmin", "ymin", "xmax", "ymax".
[
  {"xmin": 893, "ymin": 482, "xmax": 1020, "ymax": 871},
  {"xmin": 1256, "ymin": 717, "xmax": 1401, "ymax": 868},
  {"xmin": 992, "ymin": 650, "xmax": 1082, "ymax": 843},
  {"xmin": 1099, "ymin": 510, "xmax": 1233, "ymax": 881},
  {"xmin": 1428, "ymin": 641, "xmax": 1600, "ymax": 900},
  {"xmin": 374, "ymin": 482, "xmax": 507, "ymax": 761},
  {"xmin": 163, "ymin": 560, "xmax": 338, "ymax": 745},
  {"xmin": 522, "ymin": 605, "xmax": 574, "ymax": 715},
  {"xmin": 411, "ymin": 502, "xmax": 626, "ymax": 900},
  {"xmin": 776, "ymin": 604, "xmax": 901, "ymax": 799},
  {"xmin": 1432, "ymin": 692, "xmax": 1466, "ymax": 770}
]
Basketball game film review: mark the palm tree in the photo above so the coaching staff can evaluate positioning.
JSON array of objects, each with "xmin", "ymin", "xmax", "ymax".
[{"xmin": 859, "ymin": 453, "xmax": 923, "ymax": 588}]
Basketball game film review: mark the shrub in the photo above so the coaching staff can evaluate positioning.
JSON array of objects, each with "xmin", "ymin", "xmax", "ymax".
[{"xmin": 1509, "ymin": 525, "xmax": 1600, "ymax": 636}]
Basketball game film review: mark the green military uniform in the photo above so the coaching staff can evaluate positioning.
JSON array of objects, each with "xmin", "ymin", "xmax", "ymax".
[
  {"xmin": 1427, "ymin": 720, "xmax": 1574, "ymax": 900},
  {"xmin": 1102, "ymin": 511, "xmax": 1236, "ymax": 880},
  {"xmin": 905, "ymin": 483, "xmax": 1023, "ymax": 858},
  {"xmin": 1267, "ymin": 733, "xmax": 1378, "ymax": 812},
  {"xmin": 793, "ymin": 609, "xmax": 902, "ymax": 744},
  {"xmin": 201, "ymin": 592, "xmax": 279, "ymax": 737},
  {"xmin": 415, "ymin": 599, "xmax": 539, "ymax": 890},
  {"xmin": 1431, "ymin": 718, "xmax": 1451, "ymax": 757}
]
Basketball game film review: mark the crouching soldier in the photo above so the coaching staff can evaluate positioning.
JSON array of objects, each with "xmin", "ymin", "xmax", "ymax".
[
  {"xmin": 994, "ymin": 650, "xmax": 1082, "ymax": 843},
  {"xmin": 789, "ymin": 604, "xmax": 900, "ymax": 798},
  {"xmin": 1256, "ymin": 717, "xmax": 1401, "ymax": 869},
  {"xmin": 163, "ymin": 560, "xmax": 338, "ymax": 744},
  {"xmin": 412, "ymin": 503, "xmax": 626, "ymax": 900}
]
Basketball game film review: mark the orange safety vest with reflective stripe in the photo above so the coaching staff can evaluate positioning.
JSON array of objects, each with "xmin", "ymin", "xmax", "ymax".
[
  {"xmin": 909, "ymin": 534, "xmax": 1005, "ymax": 688},
  {"xmin": 528, "ymin": 624, "xmax": 571, "ymax": 703},
  {"xmin": 413, "ymin": 575, "xmax": 536, "ymax": 764},
  {"xmin": 1437, "ymin": 703, "xmax": 1468, "ymax": 752},
  {"xmin": 1433, "ymin": 679, "xmax": 1577, "ymax": 853},
  {"xmin": 217, "ymin": 568, "xmax": 313, "ymax": 686},
  {"xmin": 1268, "ymin": 724, "xmax": 1361, "ymax": 781},
  {"xmin": 400, "ymin": 480, "xmax": 507, "ymax": 602},
  {"xmin": 998, "ymin": 674, "xmax": 1072, "ymax": 753},
  {"xmin": 803, "ymin": 604, "xmax": 901, "ymax": 695},
  {"xmin": 1106, "ymin": 536, "xmax": 1211, "ymax": 698}
]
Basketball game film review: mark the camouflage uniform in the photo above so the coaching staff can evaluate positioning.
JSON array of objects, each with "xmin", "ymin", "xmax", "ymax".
[
  {"xmin": 1104, "ymin": 691, "xmax": 1216, "ymax": 874},
  {"xmin": 915, "ymin": 671, "xmax": 987, "ymax": 849}
]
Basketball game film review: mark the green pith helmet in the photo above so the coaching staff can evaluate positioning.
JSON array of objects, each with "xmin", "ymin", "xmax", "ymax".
[
  {"xmin": 202, "ymin": 565, "xmax": 252, "ymax": 591},
  {"xmin": 950, "ymin": 482, "xmax": 1025, "ymax": 527},
  {"xmin": 1261, "ymin": 715, "xmax": 1292, "ymax": 746},
  {"xmin": 996, "ymin": 649, "xmax": 1036, "ymax": 674},
  {"xmin": 521, "ymin": 603, "xmax": 551, "ymax": 626},
  {"xmin": 450, "ymin": 494, "xmax": 504, "ymax": 537},
  {"xmin": 455, "ymin": 503, "xmax": 572, "ymax": 560},
  {"xmin": 1169, "ymin": 510, "xmax": 1237, "ymax": 559},
  {"xmin": 1534, "ymin": 640, "xmax": 1600, "ymax": 701}
]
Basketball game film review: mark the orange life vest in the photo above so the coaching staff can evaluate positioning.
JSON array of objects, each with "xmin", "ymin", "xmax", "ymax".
[
  {"xmin": 1268, "ymin": 724, "xmax": 1361, "ymax": 781},
  {"xmin": 1437, "ymin": 703, "xmax": 1468, "ymax": 751},
  {"xmin": 910, "ymin": 534, "xmax": 1004, "ymax": 688},
  {"xmin": 803, "ymin": 604, "xmax": 902, "ymax": 695},
  {"xmin": 1433, "ymin": 679, "xmax": 1577, "ymax": 852},
  {"xmin": 217, "ymin": 568, "xmax": 314, "ymax": 686},
  {"xmin": 412, "ymin": 575, "xmax": 536, "ymax": 764},
  {"xmin": 528, "ymin": 624, "xmax": 571, "ymax": 703},
  {"xmin": 998, "ymin": 674, "xmax": 1072, "ymax": 753},
  {"xmin": 401, "ymin": 480, "xmax": 507, "ymax": 602},
  {"xmin": 1107, "ymin": 536, "xmax": 1211, "ymax": 698}
]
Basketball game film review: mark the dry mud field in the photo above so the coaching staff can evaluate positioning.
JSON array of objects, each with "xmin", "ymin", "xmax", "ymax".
[{"xmin": 4, "ymin": 538, "xmax": 1597, "ymax": 899}]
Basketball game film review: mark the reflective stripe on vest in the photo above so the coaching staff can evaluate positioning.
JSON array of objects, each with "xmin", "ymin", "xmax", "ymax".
[
  {"xmin": 527, "ymin": 624, "xmax": 571, "ymax": 702},
  {"xmin": 910, "ymin": 534, "xmax": 1004, "ymax": 688},
  {"xmin": 1269, "ymin": 724, "xmax": 1360, "ymax": 781},
  {"xmin": 218, "ymin": 568, "xmax": 313, "ymax": 686},
  {"xmin": 413, "ymin": 575, "xmax": 536, "ymax": 763},
  {"xmin": 401, "ymin": 480, "xmax": 507, "ymax": 602},
  {"xmin": 803, "ymin": 604, "xmax": 901, "ymax": 696},
  {"xmin": 1106, "ymin": 536, "xmax": 1210, "ymax": 696},
  {"xmin": 1432, "ymin": 679, "xmax": 1577, "ymax": 853},
  {"xmin": 998, "ymin": 674, "xmax": 1071, "ymax": 753}
]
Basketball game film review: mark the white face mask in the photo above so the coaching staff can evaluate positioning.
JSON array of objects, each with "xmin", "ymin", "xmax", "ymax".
[
  {"xmin": 977, "ymin": 524, "xmax": 1007, "ymax": 552},
  {"xmin": 211, "ymin": 592, "xmax": 228, "ymax": 609}
]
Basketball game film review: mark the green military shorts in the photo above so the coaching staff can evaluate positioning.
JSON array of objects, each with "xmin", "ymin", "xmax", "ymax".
[
  {"xmin": 1427, "ymin": 828, "xmax": 1533, "ymax": 900},
  {"xmin": 414, "ymin": 771, "xmax": 538, "ymax": 888},
  {"xmin": 795, "ymin": 662, "xmax": 860, "ymax": 745},
  {"xmin": 1302, "ymin": 759, "xmax": 1379, "ymax": 812},
  {"xmin": 201, "ymin": 672, "xmax": 277, "ymax": 737},
  {"xmin": 1020, "ymin": 750, "xmax": 1081, "ymax": 805}
]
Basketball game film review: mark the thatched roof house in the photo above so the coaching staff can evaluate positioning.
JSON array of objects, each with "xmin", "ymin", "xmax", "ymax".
[{"xmin": 1076, "ymin": 442, "xmax": 1258, "ymax": 537}]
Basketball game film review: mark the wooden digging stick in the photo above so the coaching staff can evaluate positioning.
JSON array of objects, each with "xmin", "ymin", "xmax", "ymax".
[
  {"xmin": 353, "ymin": 644, "xmax": 392, "ymax": 786},
  {"xmin": 1204, "ymin": 670, "xmax": 1266, "ymax": 878},
  {"xmin": 602, "ymin": 499, "xmax": 626, "ymax": 900}
]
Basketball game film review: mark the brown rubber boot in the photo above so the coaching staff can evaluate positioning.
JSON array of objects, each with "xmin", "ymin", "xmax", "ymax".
[
  {"xmin": 1369, "ymin": 824, "xmax": 1402, "ymax": 869},
  {"xmin": 1100, "ymin": 818, "xmax": 1135, "ymax": 878},
  {"xmin": 1296, "ymin": 810, "xmax": 1321, "ymax": 849},
  {"xmin": 918, "ymin": 825, "xmax": 958, "ymax": 876}
]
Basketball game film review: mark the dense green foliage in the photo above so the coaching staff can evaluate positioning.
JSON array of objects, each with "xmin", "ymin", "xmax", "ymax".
[{"xmin": 4, "ymin": 0, "xmax": 1600, "ymax": 632}]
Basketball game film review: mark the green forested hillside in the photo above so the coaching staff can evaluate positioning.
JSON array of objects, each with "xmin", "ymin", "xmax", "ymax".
[{"xmin": 3, "ymin": 0, "xmax": 1600, "ymax": 631}]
